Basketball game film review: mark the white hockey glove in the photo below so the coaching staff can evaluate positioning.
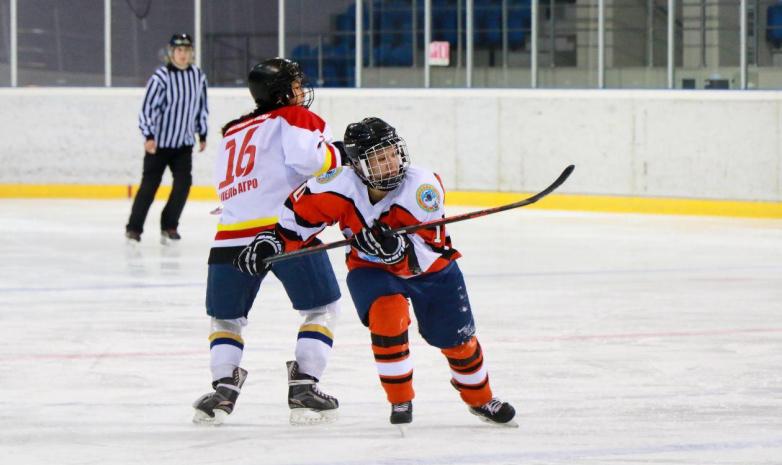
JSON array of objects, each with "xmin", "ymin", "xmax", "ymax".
[
  {"xmin": 234, "ymin": 231, "xmax": 284, "ymax": 276},
  {"xmin": 352, "ymin": 221, "xmax": 408, "ymax": 265}
]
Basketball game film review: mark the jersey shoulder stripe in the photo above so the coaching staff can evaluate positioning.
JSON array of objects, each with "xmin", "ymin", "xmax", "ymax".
[
  {"xmin": 291, "ymin": 187, "xmax": 362, "ymax": 224},
  {"xmin": 222, "ymin": 113, "xmax": 272, "ymax": 138},
  {"xmin": 271, "ymin": 106, "xmax": 326, "ymax": 133}
]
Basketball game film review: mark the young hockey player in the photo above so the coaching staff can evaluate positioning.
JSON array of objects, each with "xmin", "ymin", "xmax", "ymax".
[
  {"xmin": 193, "ymin": 58, "xmax": 342, "ymax": 426},
  {"xmin": 234, "ymin": 117, "xmax": 517, "ymax": 427}
]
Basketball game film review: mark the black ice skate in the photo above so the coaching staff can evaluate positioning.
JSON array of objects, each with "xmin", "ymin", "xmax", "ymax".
[
  {"xmin": 390, "ymin": 401, "xmax": 413, "ymax": 424},
  {"xmin": 125, "ymin": 230, "xmax": 141, "ymax": 244},
  {"xmin": 286, "ymin": 360, "xmax": 338, "ymax": 425},
  {"xmin": 389, "ymin": 401, "xmax": 413, "ymax": 437},
  {"xmin": 160, "ymin": 229, "xmax": 181, "ymax": 245},
  {"xmin": 469, "ymin": 398, "xmax": 518, "ymax": 427},
  {"xmin": 192, "ymin": 367, "xmax": 248, "ymax": 425}
]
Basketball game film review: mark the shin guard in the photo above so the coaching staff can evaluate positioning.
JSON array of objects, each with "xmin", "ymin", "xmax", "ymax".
[
  {"xmin": 441, "ymin": 336, "xmax": 493, "ymax": 407},
  {"xmin": 295, "ymin": 300, "xmax": 340, "ymax": 380},
  {"xmin": 368, "ymin": 294, "xmax": 414, "ymax": 404},
  {"xmin": 209, "ymin": 318, "xmax": 246, "ymax": 381}
]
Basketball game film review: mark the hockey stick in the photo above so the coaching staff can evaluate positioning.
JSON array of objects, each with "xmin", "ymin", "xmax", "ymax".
[{"xmin": 263, "ymin": 164, "xmax": 575, "ymax": 265}]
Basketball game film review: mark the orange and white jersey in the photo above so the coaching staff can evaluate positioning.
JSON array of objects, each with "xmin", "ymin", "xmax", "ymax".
[
  {"xmin": 277, "ymin": 165, "xmax": 461, "ymax": 278},
  {"xmin": 212, "ymin": 105, "xmax": 340, "ymax": 255}
]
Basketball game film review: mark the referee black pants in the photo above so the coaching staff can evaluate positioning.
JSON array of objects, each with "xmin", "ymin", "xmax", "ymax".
[{"xmin": 126, "ymin": 145, "xmax": 193, "ymax": 235}]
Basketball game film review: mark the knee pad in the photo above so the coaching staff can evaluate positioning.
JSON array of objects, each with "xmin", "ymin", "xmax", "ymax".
[
  {"xmin": 210, "ymin": 317, "xmax": 246, "ymax": 348},
  {"xmin": 210, "ymin": 317, "xmax": 247, "ymax": 336},
  {"xmin": 368, "ymin": 294, "xmax": 410, "ymax": 336},
  {"xmin": 299, "ymin": 300, "xmax": 340, "ymax": 336}
]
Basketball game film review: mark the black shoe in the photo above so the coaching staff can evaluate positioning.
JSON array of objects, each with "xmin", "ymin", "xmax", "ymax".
[
  {"xmin": 125, "ymin": 230, "xmax": 141, "ymax": 243},
  {"xmin": 192, "ymin": 367, "xmax": 248, "ymax": 425},
  {"xmin": 469, "ymin": 398, "xmax": 516, "ymax": 425},
  {"xmin": 161, "ymin": 229, "xmax": 181, "ymax": 245},
  {"xmin": 390, "ymin": 401, "xmax": 413, "ymax": 424},
  {"xmin": 287, "ymin": 361, "xmax": 338, "ymax": 424}
]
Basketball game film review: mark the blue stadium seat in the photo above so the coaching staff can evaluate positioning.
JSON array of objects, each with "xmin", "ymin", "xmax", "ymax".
[
  {"xmin": 379, "ymin": 0, "xmax": 413, "ymax": 48},
  {"xmin": 391, "ymin": 43, "xmax": 413, "ymax": 66},
  {"xmin": 768, "ymin": 4, "xmax": 782, "ymax": 48},
  {"xmin": 375, "ymin": 43, "xmax": 412, "ymax": 67},
  {"xmin": 332, "ymin": 42, "xmax": 359, "ymax": 80},
  {"xmin": 508, "ymin": 0, "xmax": 530, "ymax": 49},
  {"xmin": 291, "ymin": 44, "xmax": 311, "ymax": 61},
  {"xmin": 433, "ymin": 0, "xmax": 458, "ymax": 45},
  {"xmin": 477, "ymin": 0, "xmax": 502, "ymax": 48},
  {"xmin": 344, "ymin": 2, "xmax": 371, "ymax": 30},
  {"xmin": 335, "ymin": 13, "xmax": 353, "ymax": 49},
  {"xmin": 322, "ymin": 60, "xmax": 341, "ymax": 87},
  {"xmin": 375, "ymin": 42, "xmax": 395, "ymax": 66},
  {"xmin": 290, "ymin": 44, "xmax": 318, "ymax": 83}
]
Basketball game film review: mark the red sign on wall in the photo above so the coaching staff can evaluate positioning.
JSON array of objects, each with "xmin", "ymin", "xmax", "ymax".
[{"xmin": 429, "ymin": 41, "xmax": 450, "ymax": 66}]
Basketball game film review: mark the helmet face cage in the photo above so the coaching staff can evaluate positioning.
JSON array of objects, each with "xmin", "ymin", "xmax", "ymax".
[
  {"xmin": 271, "ymin": 62, "xmax": 314, "ymax": 109},
  {"xmin": 295, "ymin": 79, "xmax": 314, "ymax": 109},
  {"xmin": 353, "ymin": 136, "xmax": 410, "ymax": 191}
]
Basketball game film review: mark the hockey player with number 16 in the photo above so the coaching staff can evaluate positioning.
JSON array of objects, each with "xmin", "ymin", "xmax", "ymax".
[
  {"xmin": 234, "ymin": 117, "xmax": 517, "ymax": 427},
  {"xmin": 192, "ymin": 58, "xmax": 342, "ymax": 426}
]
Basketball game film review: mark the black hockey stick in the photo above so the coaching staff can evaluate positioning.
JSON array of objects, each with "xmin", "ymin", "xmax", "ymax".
[{"xmin": 263, "ymin": 164, "xmax": 575, "ymax": 265}]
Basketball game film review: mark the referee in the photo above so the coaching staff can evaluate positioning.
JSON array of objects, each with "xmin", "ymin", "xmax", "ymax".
[{"xmin": 126, "ymin": 33, "xmax": 209, "ymax": 245}]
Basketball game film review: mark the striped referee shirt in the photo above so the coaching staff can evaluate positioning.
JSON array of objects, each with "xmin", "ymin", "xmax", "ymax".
[{"xmin": 138, "ymin": 64, "xmax": 209, "ymax": 149}]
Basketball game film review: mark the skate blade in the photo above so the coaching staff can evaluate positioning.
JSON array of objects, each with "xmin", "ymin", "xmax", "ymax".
[
  {"xmin": 475, "ymin": 416, "xmax": 519, "ymax": 428},
  {"xmin": 289, "ymin": 408, "xmax": 338, "ymax": 426},
  {"xmin": 192, "ymin": 408, "xmax": 228, "ymax": 425},
  {"xmin": 160, "ymin": 237, "xmax": 180, "ymax": 246}
]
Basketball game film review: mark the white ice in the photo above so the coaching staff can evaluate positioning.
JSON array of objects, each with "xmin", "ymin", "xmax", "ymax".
[{"xmin": 0, "ymin": 199, "xmax": 781, "ymax": 465}]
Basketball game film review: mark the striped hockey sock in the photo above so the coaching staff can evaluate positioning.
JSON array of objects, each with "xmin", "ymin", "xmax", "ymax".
[
  {"xmin": 209, "ymin": 330, "xmax": 244, "ymax": 381},
  {"xmin": 441, "ymin": 336, "xmax": 493, "ymax": 407},
  {"xmin": 368, "ymin": 294, "xmax": 414, "ymax": 404}
]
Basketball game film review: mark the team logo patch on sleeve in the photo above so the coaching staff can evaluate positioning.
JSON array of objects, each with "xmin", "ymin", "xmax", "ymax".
[
  {"xmin": 416, "ymin": 184, "xmax": 441, "ymax": 212},
  {"xmin": 315, "ymin": 167, "xmax": 343, "ymax": 184}
]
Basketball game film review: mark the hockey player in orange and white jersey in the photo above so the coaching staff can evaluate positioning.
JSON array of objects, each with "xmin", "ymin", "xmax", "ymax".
[
  {"xmin": 193, "ymin": 58, "xmax": 343, "ymax": 426},
  {"xmin": 234, "ymin": 117, "xmax": 517, "ymax": 427}
]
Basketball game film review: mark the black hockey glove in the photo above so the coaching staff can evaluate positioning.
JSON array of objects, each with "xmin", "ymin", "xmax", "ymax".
[
  {"xmin": 234, "ymin": 231, "xmax": 284, "ymax": 276},
  {"xmin": 352, "ymin": 221, "xmax": 408, "ymax": 265},
  {"xmin": 332, "ymin": 141, "xmax": 351, "ymax": 166}
]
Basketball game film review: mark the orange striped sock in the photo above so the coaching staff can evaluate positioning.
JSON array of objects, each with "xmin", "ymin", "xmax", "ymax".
[
  {"xmin": 441, "ymin": 336, "xmax": 493, "ymax": 407},
  {"xmin": 368, "ymin": 294, "xmax": 414, "ymax": 404}
]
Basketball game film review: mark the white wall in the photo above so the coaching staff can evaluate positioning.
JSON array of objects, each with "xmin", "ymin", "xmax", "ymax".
[{"xmin": 0, "ymin": 88, "xmax": 780, "ymax": 202}]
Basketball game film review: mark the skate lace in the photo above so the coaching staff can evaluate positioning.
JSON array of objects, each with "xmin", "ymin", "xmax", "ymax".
[
  {"xmin": 483, "ymin": 398, "xmax": 504, "ymax": 415},
  {"xmin": 392, "ymin": 402, "xmax": 411, "ymax": 413},
  {"xmin": 312, "ymin": 383, "xmax": 336, "ymax": 401}
]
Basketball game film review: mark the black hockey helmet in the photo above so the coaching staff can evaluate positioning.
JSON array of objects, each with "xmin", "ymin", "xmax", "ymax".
[
  {"xmin": 248, "ymin": 58, "xmax": 313, "ymax": 110},
  {"xmin": 343, "ymin": 117, "xmax": 410, "ymax": 191},
  {"xmin": 169, "ymin": 33, "xmax": 193, "ymax": 48}
]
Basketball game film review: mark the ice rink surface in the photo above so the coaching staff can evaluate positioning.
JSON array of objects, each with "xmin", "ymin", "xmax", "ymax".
[{"xmin": 1, "ymin": 199, "xmax": 780, "ymax": 465}]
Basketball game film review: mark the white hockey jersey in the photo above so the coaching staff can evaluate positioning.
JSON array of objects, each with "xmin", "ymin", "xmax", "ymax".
[
  {"xmin": 277, "ymin": 165, "xmax": 461, "ymax": 278},
  {"xmin": 211, "ymin": 105, "xmax": 340, "ymax": 260}
]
